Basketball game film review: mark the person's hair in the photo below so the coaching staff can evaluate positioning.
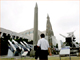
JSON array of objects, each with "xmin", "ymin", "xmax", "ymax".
[{"xmin": 40, "ymin": 33, "xmax": 45, "ymax": 38}]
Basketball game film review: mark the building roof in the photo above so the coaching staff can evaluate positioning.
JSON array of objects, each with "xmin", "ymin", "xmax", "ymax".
[{"xmin": 0, "ymin": 27, "xmax": 31, "ymax": 40}]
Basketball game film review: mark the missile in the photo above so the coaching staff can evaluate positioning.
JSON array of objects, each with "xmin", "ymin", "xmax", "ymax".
[
  {"xmin": 8, "ymin": 40, "xmax": 16, "ymax": 51},
  {"xmin": 23, "ymin": 41, "xmax": 28, "ymax": 46},
  {"xmin": 20, "ymin": 41, "xmax": 30, "ymax": 51},
  {"xmin": 12, "ymin": 39, "xmax": 22, "ymax": 50},
  {"xmin": 20, "ymin": 41, "xmax": 26, "ymax": 47},
  {"xmin": 23, "ymin": 41, "xmax": 31, "ymax": 48},
  {"xmin": 12, "ymin": 39, "xmax": 18, "ymax": 44},
  {"xmin": 59, "ymin": 34, "xmax": 66, "ymax": 38}
]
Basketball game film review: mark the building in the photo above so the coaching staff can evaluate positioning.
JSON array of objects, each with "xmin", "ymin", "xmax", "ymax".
[
  {"xmin": 0, "ymin": 27, "xmax": 31, "ymax": 40},
  {"xmin": 19, "ymin": 28, "xmax": 45, "ymax": 40},
  {"xmin": 0, "ymin": 27, "xmax": 45, "ymax": 41}
]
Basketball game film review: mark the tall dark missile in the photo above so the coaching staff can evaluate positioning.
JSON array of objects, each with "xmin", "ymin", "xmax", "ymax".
[
  {"xmin": 33, "ymin": 3, "xmax": 38, "ymax": 45},
  {"xmin": 46, "ymin": 14, "xmax": 54, "ymax": 52},
  {"xmin": 46, "ymin": 14, "xmax": 54, "ymax": 37}
]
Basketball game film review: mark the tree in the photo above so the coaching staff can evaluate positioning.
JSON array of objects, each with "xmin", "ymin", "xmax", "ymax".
[
  {"xmin": 76, "ymin": 42, "xmax": 78, "ymax": 44},
  {"xmin": 1, "ymin": 33, "xmax": 8, "ymax": 55},
  {"xmin": 28, "ymin": 40, "xmax": 33, "ymax": 44},
  {"xmin": 56, "ymin": 44, "xmax": 58, "ymax": 48}
]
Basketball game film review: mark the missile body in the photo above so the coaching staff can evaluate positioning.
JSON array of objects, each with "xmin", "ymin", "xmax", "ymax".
[{"xmin": 8, "ymin": 40, "xmax": 16, "ymax": 51}]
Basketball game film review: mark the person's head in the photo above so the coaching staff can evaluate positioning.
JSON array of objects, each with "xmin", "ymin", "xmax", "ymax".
[{"xmin": 40, "ymin": 33, "xmax": 45, "ymax": 38}]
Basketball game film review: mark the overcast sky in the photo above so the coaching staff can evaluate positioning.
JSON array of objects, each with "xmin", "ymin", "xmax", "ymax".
[{"xmin": 1, "ymin": 1, "xmax": 79, "ymax": 42}]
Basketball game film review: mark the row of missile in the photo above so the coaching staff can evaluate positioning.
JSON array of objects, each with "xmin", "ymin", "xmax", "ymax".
[{"xmin": 8, "ymin": 39, "xmax": 33, "ymax": 56}]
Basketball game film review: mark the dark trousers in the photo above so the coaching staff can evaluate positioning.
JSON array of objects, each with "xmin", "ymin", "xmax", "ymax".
[
  {"xmin": 35, "ymin": 50, "xmax": 40, "ymax": 59},
  {"xmin": 34, "ymin": 46, "xmax": 41, "ymax": 59},
  {"xmin": 39, "ymin": 50, "xmax": 48, "ymax": 60}
]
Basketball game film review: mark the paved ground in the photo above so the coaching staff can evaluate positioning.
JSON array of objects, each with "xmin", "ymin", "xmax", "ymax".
[
  {"xmin": 0, "ymin": 55, "xmax": 80, "ymax": 60},
  {"xmin": 0, "ymin": 55, "xmax": 78, "ymax": 58}
]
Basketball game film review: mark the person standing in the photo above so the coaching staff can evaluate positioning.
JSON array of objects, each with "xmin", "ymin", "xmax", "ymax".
[{"xmin": 37, "ymin": 33, "xmax": 52, "ymax": 60}]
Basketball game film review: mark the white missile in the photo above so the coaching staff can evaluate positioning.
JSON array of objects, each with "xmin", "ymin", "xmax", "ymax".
[
  {"xmin": 23, "ymin": 41, "xmax": 28, "ymax": 46},
  {"xmin": 20, "ymin": 41, "xmax": 30, "ymax": 51},
  {"xmin": 12, "ymin": 39, "xmax": 22, "ymax": 50},
  {"xmin": 12, "ymin": 39, "xmax": 18, "ymax": 44},
  {"xmin": 23, "ymin": 41, "xmax": 32, "ymax": 49},
  {"xmin": 20, "ymin": 42, "xmax": 26, "ymax": 47},
  {"xmin": 8, "ymin": 40, "xmax": 16, "ymax": 51},
  {"xmin": 59, "ymin": 34, "xmax": 66, "ymax": 38},
  {"xmin": 23, "ymin": 41, "xmax": 31, "ymax": 48}
]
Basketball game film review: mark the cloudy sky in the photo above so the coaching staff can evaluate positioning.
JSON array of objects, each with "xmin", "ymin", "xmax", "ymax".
[{"xmin": 1, "ymin": 1, "xmax": 79, "ymax": 42}]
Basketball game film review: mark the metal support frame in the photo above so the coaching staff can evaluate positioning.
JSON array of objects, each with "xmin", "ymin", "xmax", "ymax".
[
  {"xmin": 59, "ymin": 54, "xmax": 71, "ymax": 60},
  {"xmin": 59, "ymin": 48, "xmax": 71, "ymax": 60}
]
